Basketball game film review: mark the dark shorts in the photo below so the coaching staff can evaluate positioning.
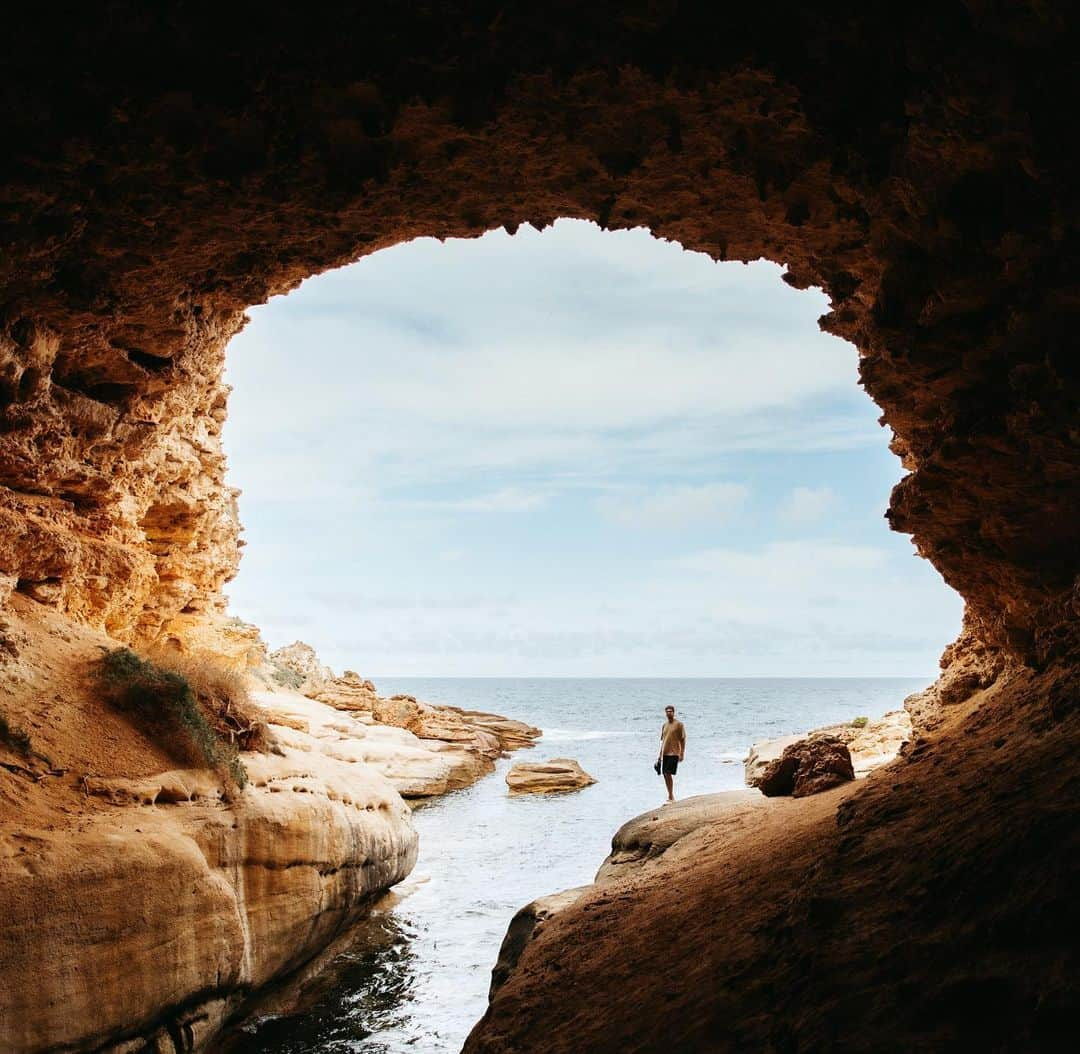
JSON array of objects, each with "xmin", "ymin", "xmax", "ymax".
[{"xmin": 661, "ymin": 754, "xmax": 680, "ymax": 775}]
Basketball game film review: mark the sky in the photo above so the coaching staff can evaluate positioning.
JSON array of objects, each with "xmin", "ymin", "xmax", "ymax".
[{"xmin": 222, "ymin": 219, "xmax": 962, "ymax": 678}]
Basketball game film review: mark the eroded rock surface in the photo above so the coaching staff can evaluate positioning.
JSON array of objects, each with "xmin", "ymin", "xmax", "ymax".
[
  {"xmin": 487, "ymin": 887, "xmax": 592, "ymax": 1001},
  {"xmin": 596, "ymin": 791, "xmax": 765, "ymax": 883},
  {"xmin": 753, "ymin": 734, "xmax": 855, "ymax": 797},
  {"xmin": 0, "ymin": 604, "xmax": 416, "ymax": 1054},
  {"xmin": 745, "ymin": 709, "xmax": 911, "ymax": 784},
  {"xmin": 266, "ymin": 641, "xmax": 540, "ymax": 795},
  {"xmin": 0, "ymin": 5, "xmax": 1077, "ymax": 1052},
  {"xmin": 505, "ymin": 758, "xmax": 596, "ymax": 794}
]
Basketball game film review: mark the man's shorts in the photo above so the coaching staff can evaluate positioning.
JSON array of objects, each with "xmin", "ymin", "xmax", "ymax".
[{"xmin": 661, "ymin": 754, "xmax": 680, "ymax": 775}]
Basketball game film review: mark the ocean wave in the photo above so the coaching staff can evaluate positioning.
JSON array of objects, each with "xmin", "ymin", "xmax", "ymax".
[{"xmin": 540, "ymin": 728, "xmax": 633, "ymax": 742}]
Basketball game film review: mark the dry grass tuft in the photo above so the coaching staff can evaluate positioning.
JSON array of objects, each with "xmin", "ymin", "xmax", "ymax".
[
  {"xmin": 149, "ymin": 651, "xmax": 270, "ymax": 754},
  {"xmin": 94, "ymin": 648, "xmax": 270, "ymax": 789}
]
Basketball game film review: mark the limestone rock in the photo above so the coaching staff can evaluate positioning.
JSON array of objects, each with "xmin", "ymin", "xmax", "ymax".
[
  {"xmin": 253, "ymin": 689, "xmax": 494, "ymax": 799},
  {"xmin": 506, "ymin": 758, "xmax": 596, "ymax": 794},
  {"xmin": 267, "ymin": 641, "xmax": 334, "ymax": 694},
  {"xmin": 754, "ymin": 735, "xmax": 855, "ymax": 798},
  {"xmin": 0, "ymin": 639, "xmax": 417, "ymax": 1054}
]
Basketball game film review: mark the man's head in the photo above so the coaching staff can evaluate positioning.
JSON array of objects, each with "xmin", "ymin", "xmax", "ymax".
[{"xmin": 665, "ymin": 706, "xmax": 675, "ymax": 721}]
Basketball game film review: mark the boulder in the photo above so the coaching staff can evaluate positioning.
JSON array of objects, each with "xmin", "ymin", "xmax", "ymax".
[
  {"xmin": 745, "ymin": 709, "xmax": 912, "ymax": 785},
  {"xmin": 753, "ymin": 734, "xmax": 854, "ymax": 798},
  {"xmin": 506, "ymin": 758, "xmax": 596, "ymax": 794},
  {"xmin": 744, "ymin": 734, "xmax": 803, "ymax": 786}
]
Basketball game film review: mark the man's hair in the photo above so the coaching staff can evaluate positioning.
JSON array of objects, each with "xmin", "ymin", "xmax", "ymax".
[{"xmin": 665, "ymin": 706, "xmax": 675, "ymax": 712}]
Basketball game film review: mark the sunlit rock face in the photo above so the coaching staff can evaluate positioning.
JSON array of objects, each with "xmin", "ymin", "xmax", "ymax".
[{"xmin": 0, "ymin": 4, "xmax": 1078, "ymax": 1052}]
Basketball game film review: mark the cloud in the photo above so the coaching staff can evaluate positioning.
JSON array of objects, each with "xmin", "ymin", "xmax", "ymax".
[
  {"xmin": 781, "ymin": 485, "xmax": 836, "ymax": 524},
  {"xmin": 221, "ymin": 220, "xmax": 963, "ymax": 676},
  {"xmin": 400, "ymin": 487, "xmax": 552, "ymax": 512},
  {"xmin": 595, "ymin": 482, "xmax": 748, "ymax": 529},
  {"xmin": 224, "ymin": 220, "xmax": 874, "ymax": 499}
]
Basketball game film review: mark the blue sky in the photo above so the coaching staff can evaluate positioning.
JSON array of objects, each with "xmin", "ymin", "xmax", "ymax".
[{"xmin": 222, "ymin": 220, "xmax": 962, "ymax": 677}]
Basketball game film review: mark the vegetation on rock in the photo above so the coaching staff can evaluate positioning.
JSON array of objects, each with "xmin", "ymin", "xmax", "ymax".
[{"xmin": 94, "ymin": 648, "xmax": 266, "ymax": 788}]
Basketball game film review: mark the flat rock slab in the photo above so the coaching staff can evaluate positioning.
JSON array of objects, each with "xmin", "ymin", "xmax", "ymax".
[
  {"xmin": 597, "ymin": 790, "xmax": 763, "ymax": 883},
  {"xmin": 506, "ymin": 757, "xmax": 596, "ymax": 794}
]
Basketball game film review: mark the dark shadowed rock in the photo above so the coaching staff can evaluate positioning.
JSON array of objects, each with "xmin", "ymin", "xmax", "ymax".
[{"xmin": 754, "ymin": 735, "xmax": 855, "ymax": 798}]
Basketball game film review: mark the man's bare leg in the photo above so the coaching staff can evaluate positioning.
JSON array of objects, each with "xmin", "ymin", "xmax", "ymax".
[{"xmin": 663, "ymin": 772, "xmax": 675, "ymax": 802}]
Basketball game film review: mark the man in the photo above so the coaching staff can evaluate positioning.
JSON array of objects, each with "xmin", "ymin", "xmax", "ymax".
[{"xmin": 658, "ymin": 705, "xmax": 686, "ymax": 803}]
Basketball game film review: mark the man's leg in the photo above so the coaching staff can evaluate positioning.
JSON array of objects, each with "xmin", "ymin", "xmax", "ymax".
[{"xmin": 663, "ymin": 771, "xmax": 674, "ymax": 801}]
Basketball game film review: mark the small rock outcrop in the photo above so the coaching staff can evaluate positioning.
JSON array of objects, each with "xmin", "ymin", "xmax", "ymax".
[
  {"xmin": 753, "ymin": 735, "xmax": 855, "ymax": 798},
  {"xmin": 267, "ymin": 641, "xmax": 334, "ymax": 694},
  {"xmin": 266, "ymin": 642, "xmax": 541, "ymax": 796},
  {"xmin": 505, "ymin": 758, "xmax": 596, "ymax": 794},
  {"xmin": 745, "ymin": 709, "xmax": 912, "ymax": 785}
]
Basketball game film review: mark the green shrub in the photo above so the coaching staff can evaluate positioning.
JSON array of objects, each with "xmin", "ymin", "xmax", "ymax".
[
  {"xmin": 850, "ymin": 715, "xmax": 869, "ymax": 729},
  {"xmin": 95, "ymin": 648, "xmax": 250, "ymax": 788},
  {"xmin": 0, "ymin": 710, "xmax": 33, "ymax": 756}
]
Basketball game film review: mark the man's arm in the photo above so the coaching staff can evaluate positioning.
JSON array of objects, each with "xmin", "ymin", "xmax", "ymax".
[{"xmin": 678, "ymin": 723, "xmax": 687, "ymax": 760}]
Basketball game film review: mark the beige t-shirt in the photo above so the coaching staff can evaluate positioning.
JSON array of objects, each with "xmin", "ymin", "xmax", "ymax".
[{"xmin": 659, "ymin": 719, "xmax": 686, "ymax": 757}]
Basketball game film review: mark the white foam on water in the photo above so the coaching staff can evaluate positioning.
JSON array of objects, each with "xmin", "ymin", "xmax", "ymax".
[{"xmin": 539, "ymin": 727, "xmax": 633, "ymax": 742}]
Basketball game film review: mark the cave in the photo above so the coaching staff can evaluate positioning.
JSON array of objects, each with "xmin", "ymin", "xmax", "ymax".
[{"xmin": 0, "ymin": 4, "xmax": 1077, "ymax": 1052}]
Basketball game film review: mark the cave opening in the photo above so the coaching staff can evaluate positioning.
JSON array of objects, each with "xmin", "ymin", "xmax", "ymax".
[
  {"xmin": 2, "ymin": 8, "xmax": 1077, "ymax": 1051},
  {"xmin": 211, "ymin": 219, "xmax": 961, "ymax": 1050},
  {"xmin": 221, "ymin": 218, "xmax": 961, "ymax": 680}
]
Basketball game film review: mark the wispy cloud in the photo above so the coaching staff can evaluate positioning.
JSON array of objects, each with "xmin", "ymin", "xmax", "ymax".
[
  {"xmin": 399, "ymin": 487, "xmax": 553, "ymax": 513},
  {"xmin": 222, "ymin": 220, "xmax": 962, "ymax": 676},
  {"xmin": 781, "ymin": 485, "xmax": 836, "ymax": 524},
  {"xmin": 595, "ymin": 482, "xmax": 748, "ymax": 529}
]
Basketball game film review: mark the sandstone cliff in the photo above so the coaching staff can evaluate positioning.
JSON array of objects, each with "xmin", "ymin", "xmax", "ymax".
[
  {"xmin": 0, "ymin": 600, "xmax": 416, "ymax": 1052},
  {"xmin": 0, "ymin": 609, "xmax": 537, "ymax": 1052}
]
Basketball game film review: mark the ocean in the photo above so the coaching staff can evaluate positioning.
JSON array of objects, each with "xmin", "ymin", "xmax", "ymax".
[{"xmin": 230, "ymin": 677, "xmax": 925, "ymax": 1053}]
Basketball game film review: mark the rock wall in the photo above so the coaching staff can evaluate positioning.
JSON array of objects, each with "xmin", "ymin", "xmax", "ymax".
[
  {"xmin": 0, "ymin": 602, "xmax": 417, "ymax": 1053},
  {"xmin": 1, "ymin": 4, "xmax": 1077, "ymax": 671},
  {"xmin": 1, "ymin": 4, "xmax": 1078, "ymax": 1051}
]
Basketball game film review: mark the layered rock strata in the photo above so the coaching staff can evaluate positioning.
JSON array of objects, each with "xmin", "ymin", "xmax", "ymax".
[
  {"xmin": 0, "ymin": 608, "xmax": 536, "ymax": 1052},
  {"xmin": 0, "ymin": 601, "xmax": 416, "ymax": 1053},
  {"xmin": 265, "ymin": 641, "xmax": 541, "ymax": 796}
]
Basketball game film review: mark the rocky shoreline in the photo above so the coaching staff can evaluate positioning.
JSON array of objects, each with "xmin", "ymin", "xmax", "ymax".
[
  {"xmin": 480, "ymin": 707, "xmax": 912, "ymax": 1009},
  {"xmin": 0, "ymin": 610, "xmax": 537, "ymax": 1053}
]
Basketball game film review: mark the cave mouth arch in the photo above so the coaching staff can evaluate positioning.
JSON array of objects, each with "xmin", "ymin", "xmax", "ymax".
[
  {"xmin": 1, "ymin": 43, "xmax": 1070, "ymax": 673},
  {"xmin": 1, "ymin": 7, "xmax": 1078, "ymax": 1053},
  {"xmin": 221, "ymin": 219, "xmax": 961, "ymax": 679}
]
